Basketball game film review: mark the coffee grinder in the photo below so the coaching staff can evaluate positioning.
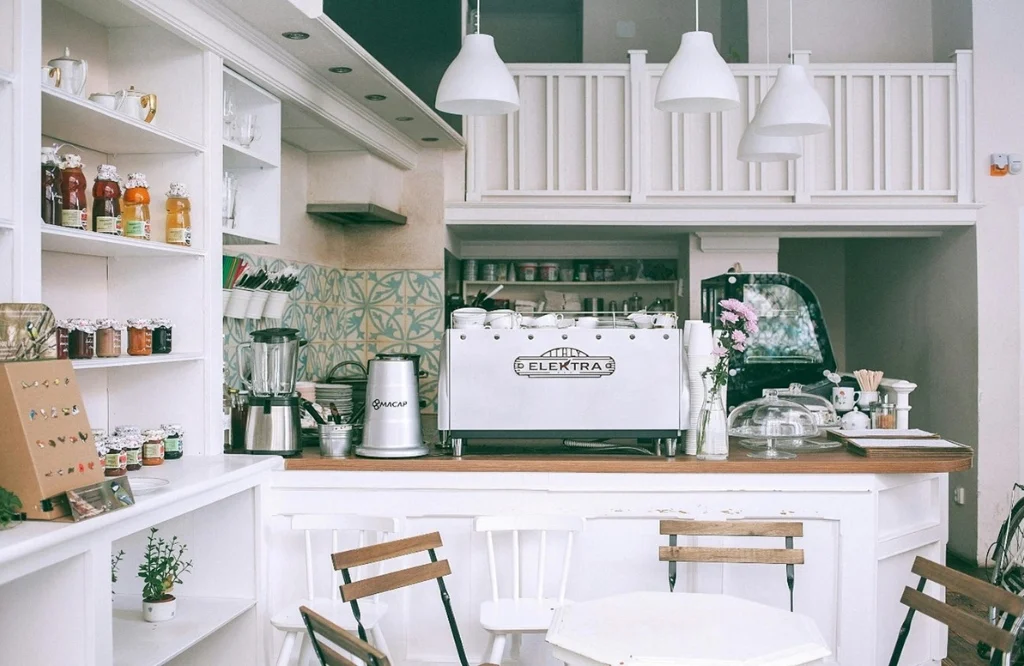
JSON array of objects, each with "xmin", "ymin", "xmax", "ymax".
[{"xmin": 238, "ymin": 328, "xmax": 305, "ymax": 456}]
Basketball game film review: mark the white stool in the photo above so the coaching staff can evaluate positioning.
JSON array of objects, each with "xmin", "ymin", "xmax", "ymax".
[
  {"xmin": 474, "ymin": 515, "xmax": 585, "ymax": 665},
  {"xmin": 271, "ymin": 514, "xmax": 399, "ymax": 666}
]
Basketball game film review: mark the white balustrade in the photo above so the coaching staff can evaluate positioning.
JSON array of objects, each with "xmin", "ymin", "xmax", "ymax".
[{"xmin": 466, "ymin": 50, "xmax": 974, "ymax": 205}]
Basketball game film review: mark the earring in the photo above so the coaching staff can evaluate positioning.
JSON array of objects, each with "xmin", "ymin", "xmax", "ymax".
[
  {"xmin": 71, "ymin": 405, "xmax": 80, "ymax": 415},
  {"xmin": 62, "ymin": 407, "xmax": 71, "ymax": 416},
  {"xmin": 79, "ymin": 431, "xmax": 90, "ymax": 441}
]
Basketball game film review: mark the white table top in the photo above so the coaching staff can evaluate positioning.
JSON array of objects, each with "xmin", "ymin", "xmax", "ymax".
[{"xmin": 546, "ymin": 591, "xmax": 831, "ymax": 666}]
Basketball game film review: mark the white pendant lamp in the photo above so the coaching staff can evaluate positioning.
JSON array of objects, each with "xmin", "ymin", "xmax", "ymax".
[
  {"xmin": 436, "ymin": 0, "xmax": 519, "ymax": 116},
  {"xmin": 754, "ymin": 0, "xmax": 831, "ymax": 137},
  {"xmin": 738, "ymin": 0, "xmax": 801, "ymax": 162},
  {"xmin": 655, "ymin": 0, "xmax": 739, "ymax": 113}
]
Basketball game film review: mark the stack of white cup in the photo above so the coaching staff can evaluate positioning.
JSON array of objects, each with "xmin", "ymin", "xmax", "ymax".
[{"xmin": 684, "ymin": 321, "xmax": 715, "ymax": 456}]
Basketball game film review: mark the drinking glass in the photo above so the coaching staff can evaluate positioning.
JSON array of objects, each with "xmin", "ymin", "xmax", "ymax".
[
  {"xmin": 222, "ymin": 90, "xmax": 236, "ymax": 140},
  {"xmin": 222, "ymin": 172, "xmax": 239, "ymax": 228},
  {"xmin": 236, "ymin": 113, "xmax": 261, "ymax": 147}
]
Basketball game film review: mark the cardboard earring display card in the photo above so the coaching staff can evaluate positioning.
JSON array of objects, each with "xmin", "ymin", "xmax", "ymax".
[{"xmin": 0, "ymin": 360, "xmax": 105, "ymax": 519}]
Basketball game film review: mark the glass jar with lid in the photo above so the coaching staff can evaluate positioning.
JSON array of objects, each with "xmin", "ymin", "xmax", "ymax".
[
  {"xmin": 728, "ymin": 389, "xmax": 819, "ymax": 460},
  {"xmin": 94, "ymin": 319, "xmax": 123, "ymax": 358},
  {"xmin": 122, "ymin": 172, "xmax": 152, "ymax": 240},
  {"xmin": 151, "ymin": 318, "xmax": 173, "ymax": 354},
  {"xmin": 113, "ymin": 425, "xmax": 141, "ymax": 438},
  {"xmin": 870, "ymin": 397, "xmax": 897, "ymax": 429},
  {"xmin": 92, "ymin": 164, "xmax": 122, "ymax": 235},
  {"xmin": 68, "ymin": 319, "xmax": 96, "ymax": 359},
  {"xmin": 165, "ymin": 182, "xmax": 192, "ymax": 246},
  {"xmin": 104, "ymin": 436, "xmax": 127, "ymax": 477},
  {"xmin": 124, "ymin": 434, "xmax": 143, "ymax": 471},
  {"xmin": 126, "ymin": 319, "xmax": 153, "ymax": 356},
  {"xmin": 142, "ymin": 429, "xmax": 165, "ymax": 466},
  {"xmin": 162, "ymin": 424, "xmax": 184, "ymax": 459},
  {"xmin": 60, "ymin": 153, "xmax": 89, "ymax": 230},
  {"xmin": 55, "ymin": 319, "xmax": 71, "ymax": 359}
]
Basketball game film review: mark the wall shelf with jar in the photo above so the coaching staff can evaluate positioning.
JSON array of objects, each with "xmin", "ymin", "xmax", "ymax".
[
  {"xmin": 221, "ymin": 67, "xmax": 281, "ymax": 246},
  {"xmin": 71, "ymin": 351, "xmax": 203, "ymax": 371},
  {"xmin": 41, "ymin": 225, "xmax": 204, "ymax": 258}
]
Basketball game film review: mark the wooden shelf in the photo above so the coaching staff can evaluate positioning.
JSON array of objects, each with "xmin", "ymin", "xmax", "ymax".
[
  {"xmin": 41, "ymin": 87, "xmax": 204, "ymax": 155},
  {"xmin": 464, "ymin": 280, "xmax": 677, "ymax": 288},
  {"xmin": 72, "ymin": 352, "xmax": 203, "ymax": 370},
  {"xmin": 41, "ymin": 226, "xmax": 204, "ymax": 258},
  {"xmin": 112, "ymin": 594, "xmax": 255, "ymax": 666},
  {"xmin": 223, "ymin": 141, "xmax": 278, "ymax": 169}
]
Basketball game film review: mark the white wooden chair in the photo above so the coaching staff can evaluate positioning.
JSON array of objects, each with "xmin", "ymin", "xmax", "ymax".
[
  {"xmin": 271, "ymin": 514, "xmax": 399, "ymax": 666},
  {"xmin": 474, "ymin": 515, "xmax": 585, "ymax": 665}
]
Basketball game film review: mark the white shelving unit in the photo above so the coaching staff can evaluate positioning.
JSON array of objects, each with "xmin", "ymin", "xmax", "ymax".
[
  {"xmin": 72, "ymin": 351, "xmax": 204, "ymax": 370},
  {"xmin": 112, "ymin": 594, "xmax": 256, "ymax": 666},
  {"xmin": 221, "ymin": 67, "xmax": 281, "ymax": 246},
  {"xmin": 41, "ymin": 225, "xmax": 205, "ymax": 258}
]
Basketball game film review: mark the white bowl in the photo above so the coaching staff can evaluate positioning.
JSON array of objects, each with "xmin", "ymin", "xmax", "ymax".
[{"xmin": 576, "ymin": 316, "xmax": 599, "ymax": 329}]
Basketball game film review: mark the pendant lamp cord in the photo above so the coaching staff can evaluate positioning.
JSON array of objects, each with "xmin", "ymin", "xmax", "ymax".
[
  {"xmin": 766, "ymin": 0, "xmax": 770, "ymax": 67},
  {"xmin": 788, "ymin": 0, "xmax": 794, "ymax": 63},
  {"xmin": 474, "ymin": 0, "xmax": 481, "ymax": 34},
  {"xmin": 694, "ymin": 0, "xmax": 699, "ymax": 31}
]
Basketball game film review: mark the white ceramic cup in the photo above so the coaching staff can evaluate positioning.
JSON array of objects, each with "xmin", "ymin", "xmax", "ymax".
[
  {"xmin": 654, "ymin": 313, "xmax": 678, "ymax": 329},
  {"xmin": 857, "ymin": 390, "xmax": 879, "ymax": 409},
  {"xmin": 520, "ymin": 316, "xmax": 536, "ymax": 328},
  {"xmin": 534, "ymin": 313, "xmax": 562, "ymax": 328},
  {"xmin": 629, "ymin": 313, "xmax": 655, "ymax": 329},
  {"xmin": 576, "ymin": 316, "xmax": 599, "ymax": 329},
  {"xmin": 89, "ymin": 92, "xmax": 122, "ymax": 111},
  {"xmin": 831, "ymin": 386, "xmax": 860, "ymax": 412},
  {"xmin": 453, "ymin": 307, "xmax": 486, "ymax": 329},
  {"xmin": 485, "ymin": 309, "xmax": 521, "ymax": 329}
]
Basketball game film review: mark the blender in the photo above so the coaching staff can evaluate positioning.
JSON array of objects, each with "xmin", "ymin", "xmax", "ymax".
[{"xmin": 237, "ymin": 328, "xmax": 305, "ymax": 456}]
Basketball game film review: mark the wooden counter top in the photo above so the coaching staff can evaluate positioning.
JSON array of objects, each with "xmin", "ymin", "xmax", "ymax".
[{"xmin": 285, "ymin": 441, "xmax": 972, "ymax": 474}]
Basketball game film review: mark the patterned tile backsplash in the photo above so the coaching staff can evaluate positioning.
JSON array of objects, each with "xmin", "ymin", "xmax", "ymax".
[{"xmin": 224, "ymin": 254, "xmax": 444, "ymax": 412}]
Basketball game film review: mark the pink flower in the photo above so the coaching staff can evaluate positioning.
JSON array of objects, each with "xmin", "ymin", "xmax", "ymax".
[
  {"xmin": 712, "ymin": 344, "xmax": 728, "ymax": 357},
  {"xmin": 719, "ymin": 298, "xmax": 744, "ymax": 312},
  {"xmin": 733, "ymin": 343, "xmax": 746, "ymax": 352},
  {"xmin": 720, "ymin": 311, "xmax": 739, "ymax": 325},
  {"xmin": 731, "ymin": 329, "xmax": 747, "ymax": 344},
  {"xmin": 744, "ymin": 320, "xmax": 759, "ymax": 335}
]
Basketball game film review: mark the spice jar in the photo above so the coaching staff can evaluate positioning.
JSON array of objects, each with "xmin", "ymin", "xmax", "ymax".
[
  {"xmin": 870, "ymin": 397, "xmax": 897, "ymax": 430},
  {"xmin": 165, "ymin": 182, "xmax": 192, "ymax": 246},
  {"xmin": 55, "ymin": 319, "xmax": 71, "ymax": 359},
  {"xmin": 124, "ymin": 435, "xmax": 143, "ymax": 471},
  {"xmin": 126, "ymin": 319, "xmax": 153, "ymax": 356},
  {"xmin": 92, "ymin": 164, "xmax": 122, "ymax": 235},
  {"xmin": 122, "ymin": 172, "xmax": 151, "ymax": 240},
  {"xmin": 68, "ymin": 319, "xmax": 96, "ymax": 359},
  {"xmin": 142, "ymin": 429, "xmax": 166, "ymax": 466},
  {"xmin": 104, "ymin": 436, "xmax": 127, "ymax": 477},
  {"xmin": 162, "ymin": 424, "xmax": 184, "ymax": 459},
  {"xmin": 60, "ymin": 153, "xmax": 89, "ymax": 229},
  {"xmin": 94, "ymin": 319, "xmax": 123, "ymax": 358},
  {"xmin": 42, "ymin": 146, "xmax": 63, "ymax": 226},
  {"xmin": 152, "ymin": 318, "xmax": 173, "ymax": 354}
]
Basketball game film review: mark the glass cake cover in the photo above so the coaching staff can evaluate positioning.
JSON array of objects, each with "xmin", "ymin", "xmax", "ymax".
[
  {"xmin": 772, "ymin": 383, "xmax": 840, "ymax": 427},
  {"xmin": 728, "ymin": 390, "xmax": 819, "ymax": 459}
]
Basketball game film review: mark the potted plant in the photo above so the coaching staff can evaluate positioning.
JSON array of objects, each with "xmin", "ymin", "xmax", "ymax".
[
  {"xmin": 0, "ymin": 487, "xmax": 23, "ymax": 530},
  {"xmin": 137, "ymin": 528, "xmax": 193, "ymax": 622},
  {"xmin": 111, "ymin": 549, "xmax": 125, "ymax": 584}
]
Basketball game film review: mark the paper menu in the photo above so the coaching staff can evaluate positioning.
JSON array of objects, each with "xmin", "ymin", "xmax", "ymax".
[
  {"xmin": 846, "ymin": 438, "xmax": 968, "ymax": 450},
  {"xmin": 830, "ymin": 428, "xmax": 937, "ymax": 439}
]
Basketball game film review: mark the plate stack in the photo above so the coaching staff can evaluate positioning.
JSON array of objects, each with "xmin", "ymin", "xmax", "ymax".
[{"xmin": 314, "ymin": 383, "xmax": 354, "ymax": 422}]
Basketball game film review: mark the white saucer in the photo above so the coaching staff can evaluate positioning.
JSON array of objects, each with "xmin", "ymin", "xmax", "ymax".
[{"xmin": 130, "ymin": 477, "xmax": 170, "ymax": 494}]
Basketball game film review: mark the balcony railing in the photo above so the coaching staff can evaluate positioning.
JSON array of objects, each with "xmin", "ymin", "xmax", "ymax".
[{"xmin": 465, "ymin": 50, "xmax": 973, "ymax": 205}]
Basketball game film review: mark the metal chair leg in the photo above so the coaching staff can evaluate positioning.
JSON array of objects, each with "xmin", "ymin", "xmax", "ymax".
[
  {"xmin": 888, "ymin": 576, "xmax": 927, "ymax": 666},
  {"xmin": 430, "ymin": 548, "xmax": 471, "ymax": 666},
  {"xmin": 785, "ymin": 536, "xmax": 795, "ymax": 612},
  {"xmin": 668, "ymin": 534, "xmax": 677, "ymax": 592}
]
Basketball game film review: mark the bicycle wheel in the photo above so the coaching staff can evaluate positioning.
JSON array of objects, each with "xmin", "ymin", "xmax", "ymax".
[
  {"xmin": 995, "ymin": 611, "xmax": 1024, "ymax": 665},
  {"xmin": 993, "ymin": 498, "xmax": 1024, "ymax": 594}
]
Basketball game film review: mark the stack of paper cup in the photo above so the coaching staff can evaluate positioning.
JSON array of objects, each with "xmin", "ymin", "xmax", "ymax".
[{"xmin": 685, "ymin": 322, "xmax": 714, "ymax": 456}]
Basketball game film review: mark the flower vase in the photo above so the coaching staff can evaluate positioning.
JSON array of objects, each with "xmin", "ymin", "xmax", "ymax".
[{"xmin": 696, "ymin": 375, "xmax": 729, "ymax": 460}]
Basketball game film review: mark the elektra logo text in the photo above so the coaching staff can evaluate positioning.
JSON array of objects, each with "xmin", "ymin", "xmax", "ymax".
[{"xmin": 514, "ymin": 347, "xmax": 615, "ymax": 379}]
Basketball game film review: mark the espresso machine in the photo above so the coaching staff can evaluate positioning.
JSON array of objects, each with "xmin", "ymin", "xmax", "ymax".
[{"xmin": 237, "ymin": 328, "xmax": 305, "ymax": 456}]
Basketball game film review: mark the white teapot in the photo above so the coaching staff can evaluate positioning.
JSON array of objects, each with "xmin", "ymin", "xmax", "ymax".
[
  {"xmin": 116, "ymin": 86, "xmax": 157, "ymax": 123},
  {"xmin": 47, "ymin": 47, "xmax": 88, "ymax": 96}
]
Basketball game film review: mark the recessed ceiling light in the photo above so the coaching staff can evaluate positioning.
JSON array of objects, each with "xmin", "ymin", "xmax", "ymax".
[
  {"xmin": 364, "ymin": 94, "xmax": 386, "ymax": 101},
  {"xmin": 282, "ymin": 31, "xmax": 310, "ymax": 40},
  {"xmin": 421, "ymin": 137, "xmax": 439, "ymax": 142},
  {"xmin": 328, "ymin": 66, "xmax": 352, "ymax": 74},
  {"xmin": 396, "ymin": 116, "xmax": 414, "ymax": 122}
]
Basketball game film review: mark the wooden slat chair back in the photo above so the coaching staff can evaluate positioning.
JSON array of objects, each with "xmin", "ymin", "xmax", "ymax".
[
  {"xmin": 659, "ymin": 520, "xmax": 805, "ymax": 611},
  {"xmin": 332, "ymin": 531, "xmax": 497, "ymax": 666},
  {"xmin": 889, "ymin": 556, "xmax": 1024, "ymax": 665},
  {"xmin": 301, "ymin": 605, "xmax": 391, "ymax": 666}
]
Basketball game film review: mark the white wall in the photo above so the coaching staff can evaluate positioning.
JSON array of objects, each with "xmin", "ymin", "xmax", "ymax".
[
  {"xmin": 973, "ymin": 0, "xmax": 1024, "ymax": 563},
  {"xmin": 747, "ymin": 0, "xmax": 934, "ymax": 64},
  {"xmin": 931, "ymin": 0, "xmax": 972, "ymax": 61},
  {"xmin": 686, "ymin": 235, "xmax": 778, "ymax": 317},
  {"xmin": 583, "ymin": 0, "xmax": 724, "ymax": 63}
]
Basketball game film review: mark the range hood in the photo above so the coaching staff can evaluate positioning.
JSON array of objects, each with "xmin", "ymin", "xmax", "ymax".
[{"xmin": 306, "ymin": 203, "xmax": 406, "ymax": 226}]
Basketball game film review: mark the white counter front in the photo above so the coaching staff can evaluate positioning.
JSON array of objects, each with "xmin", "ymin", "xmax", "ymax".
[{"xmin": 269, "ymin": 469, "xmax": 951, "ymax": 666}]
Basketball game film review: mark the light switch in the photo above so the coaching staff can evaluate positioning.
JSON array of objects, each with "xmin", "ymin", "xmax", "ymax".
[{"xmin": 953, "ymin": 486, "xmax": 966, "ymax": 505}]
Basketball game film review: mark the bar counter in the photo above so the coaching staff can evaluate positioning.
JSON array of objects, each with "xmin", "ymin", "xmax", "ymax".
[{"xmin": 284, "ymin": 440, "xmax": 972, "ymax": 474}]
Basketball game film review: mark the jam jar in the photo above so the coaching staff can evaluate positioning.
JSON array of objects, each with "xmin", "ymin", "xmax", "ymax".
[
  {"xmin": 60, "ymin": 153, "xmax": 89, "ymax": 230},
  {"xmin": 92, "ymin": 164, "xmax": 122, "ymax": 235},
  {"xmin": 162, "ymin": 424, "xmax": 184, "ymax": 459},
  {"xmin": 94, "ymin": 433, "xmax": 107, "ymax": 461},
  {"xmin": 68, "ymin": 319, "xmax": 96, "ymax": 359},
  {"xmin": 122, "ymin": 172, "xmax": 151, "ymax": 241},
  {"xmin": 152, "ymin": 318, "xmax": 173, "ymax": 354},
  {"xmin": 94, "ymin": 319, "xmax": 123, "ymax": 358},
  {"xmin": 104, "ymin": 436, "xmax": 127, "ymax": 477},
  {"xmin": 55, "ymin": 319, "xmax": 71, "ymax": 359},
  {"xmin": 124, "ymin": 434, "xmax": 143, "ymax": 471},
  {"xmin": 126, "ymin": 319, "xmax": 153, "ymax": 356},
  {"xmin": 142, "ymin": 429, "xmax": 165, "ymax": 466}
]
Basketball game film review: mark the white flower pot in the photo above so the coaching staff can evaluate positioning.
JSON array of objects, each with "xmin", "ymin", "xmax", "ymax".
[
  {"xmin": 262, "ymin": 291, "xmax": 289, "ymax": 320},
  {"xmin": 245, "ymin": 289, "xmax": 270, "ymax": 319},
  {"xmin": 224, "ymin": 288, "xmax": 252, "ymax": 319},
  {"xmin": 142, "ymin": 595, "xmax": 177, "ymax": 623}
]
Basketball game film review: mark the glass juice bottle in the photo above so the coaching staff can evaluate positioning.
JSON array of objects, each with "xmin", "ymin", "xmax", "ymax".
[
  {"xmin": 41, "ymin": 147, "xmax": 63, "ymax": 226},
  {"xmin": 165, "ymin": 182, "xmax": 192, "ymax": 246},
  {"xmin": 122, "ymin": 172, "xmax": 151, "ymax": 240},
  {"xmin": 60, "ymin": 154, "xmax": 88, "ymax": 230},
  {"xmin": 92, "ymin": 164, "xmax": 122, "ymax": 235}
]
